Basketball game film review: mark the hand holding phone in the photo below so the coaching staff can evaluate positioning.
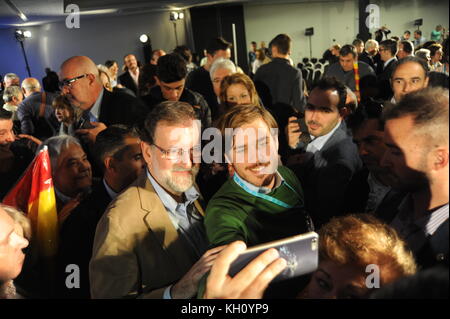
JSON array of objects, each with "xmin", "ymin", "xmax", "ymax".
[{"xmin": 229, "ymin": 232, "xmax": 319, "ymax": 283}]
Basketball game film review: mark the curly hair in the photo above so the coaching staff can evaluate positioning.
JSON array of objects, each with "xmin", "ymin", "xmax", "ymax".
[{"xmin": 319, "ymin": 214, "xmax": 417, "ymax": 285}]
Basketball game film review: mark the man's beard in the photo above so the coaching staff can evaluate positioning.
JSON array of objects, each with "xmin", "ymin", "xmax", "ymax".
[{"xmin": 161, "ymin": 166, "xmax": 200, "ymax": 194}]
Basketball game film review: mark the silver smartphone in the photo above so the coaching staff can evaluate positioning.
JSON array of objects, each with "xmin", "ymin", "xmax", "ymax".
[{"xmin": 228, "ymin": 232, "xmax": 319, "ymax": 283}]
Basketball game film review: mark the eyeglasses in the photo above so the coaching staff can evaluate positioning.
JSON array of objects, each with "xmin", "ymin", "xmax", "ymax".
[
  {"xmin": 152, "ymin": 143, "xmax": 202, "ymax": 162},
  {"xmin": 59, "ymin": 74, "xmax": 88, "ymax": 89}
]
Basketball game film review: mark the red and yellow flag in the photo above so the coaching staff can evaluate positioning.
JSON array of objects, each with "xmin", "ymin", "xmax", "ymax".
[{"xmin": 3, "ymin": 146, "xmax": 58, "ymax": 257}]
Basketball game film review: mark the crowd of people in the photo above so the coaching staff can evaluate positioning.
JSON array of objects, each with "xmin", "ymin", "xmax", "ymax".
[{"xmin": 0, "ymin": 25, "xmax": 448, "ymax": 300}]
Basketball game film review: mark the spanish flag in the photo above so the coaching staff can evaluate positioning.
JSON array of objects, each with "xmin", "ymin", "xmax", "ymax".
[{"xmin": 3, "ymin": 146, "xmax": 58, "ymax": 257}]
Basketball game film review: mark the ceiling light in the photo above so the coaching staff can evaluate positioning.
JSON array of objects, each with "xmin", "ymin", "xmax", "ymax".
[
  {"xmin": 170, "ymin": 11, "xmax": 179, "ymax": 21},
  {"xmin": 139, "ymin": 34, "xmax": 149, "ymax": 43},
  {"xmin": 23, "ymin": 30, "xmax": 32, "ymax": 38}
]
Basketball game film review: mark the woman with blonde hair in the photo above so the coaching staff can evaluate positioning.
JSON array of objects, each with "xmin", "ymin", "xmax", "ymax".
[
  {"xmin": 219, "ymin": 73, "xmax": 262, "ymax": 113},
  {"xmin": 252, "ymin": 48, "xmax": 271, "ymax": 74},
  {"xmin": 299, "ymin": 214, "xmax": 417, "ymax": 299}
]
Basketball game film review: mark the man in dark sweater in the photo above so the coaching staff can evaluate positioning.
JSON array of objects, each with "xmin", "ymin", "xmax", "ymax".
[
  {"xmin": 324, "ymin": 44, "xmax": 375, "ymax": 94},
  {"xmin": 186, "ymin": 37, "xmax": 232, "ymax": 122},
  {"xmin": 254, "ymin": 33, "xmax": 306, "ymax": 114}
]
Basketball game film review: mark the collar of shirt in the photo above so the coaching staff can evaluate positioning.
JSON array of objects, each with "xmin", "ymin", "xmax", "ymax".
[
  {"xmin": 306, "ymin": 120, "xmax": 341, "ymax": 154},
  {"xmin": 55, "ymin": 188, "xmax": 73, "ymax": 204},
  {"xmin": 390, "ymin": 96, "xmax": 397, "ymax": 104},
  {"xmin": 395, "ymin": 194, "xmax": 449, "ymax": 236},
  {"xmin": 384, "ymin": 57, "xmax": 397, "ymax": 69},
  {"xmin": 90, "ymin": 88, "xmax": 104, "ymax": 120},
  {"xmin": 234, "ymin": 169, "xmax": 284, "ymax": 195},
  {"xmin": 129, "ymin": 69, "xmax": 140, "ymax": 85},
  {"xmin": 367, "ymin": 172, "xmax": 391, "ymax": 207},
  {"xmin": 103, "ymin": 179, "xmax": 118, "ymax": 200},
  {"xmin": 3, "ymin": 103, "xmax": 18, "ymax": 113},
  {"xmin": 146, "ymin": 169, "xmax": 199, "ymax": 219}
]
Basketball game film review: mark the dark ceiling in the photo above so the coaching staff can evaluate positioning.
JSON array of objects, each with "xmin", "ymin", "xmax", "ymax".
[{"xmin": 0, "ymin": 0, "xmax": 328, "ymax": 28}]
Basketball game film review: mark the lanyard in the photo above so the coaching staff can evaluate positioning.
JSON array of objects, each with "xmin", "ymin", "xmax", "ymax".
[
  {"xmin": 353, "ymin": 62, "xmax": 361, "ymax": 102},
  {"xmin": 233, "ymin": 173, "xmax": 300, "ymax": 209}
]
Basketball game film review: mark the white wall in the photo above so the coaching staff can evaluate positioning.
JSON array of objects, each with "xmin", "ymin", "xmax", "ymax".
[
  {"xmin": 373, "ymin": 0, "xmax": 449, "ymax": 41},
  {"xmin": 243, "ymin": 0, "xmax": 358, "ymax": 64},
  {"xmin": 243, "ymin": 0, "xmax": 449, "ymax": 65},
  {"xmin": 0, "ymin": 10, "xmax": 188, "ymax": 81}
]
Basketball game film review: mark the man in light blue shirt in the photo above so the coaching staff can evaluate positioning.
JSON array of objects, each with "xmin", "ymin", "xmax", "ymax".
[{"xmin": 90, "ymin": 101, "xmax": 224, "ymax": 299}]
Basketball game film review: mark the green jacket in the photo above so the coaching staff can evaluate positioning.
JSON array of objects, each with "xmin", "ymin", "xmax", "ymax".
[{"xmin": 204, "ymin": 166, "xmax": 308, "ymax": 248}]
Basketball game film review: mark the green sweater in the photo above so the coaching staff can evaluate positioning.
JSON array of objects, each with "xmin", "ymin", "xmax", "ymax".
[{"xmin": 204, "ymin": 166, "xmax": 307, "ymax": 248}]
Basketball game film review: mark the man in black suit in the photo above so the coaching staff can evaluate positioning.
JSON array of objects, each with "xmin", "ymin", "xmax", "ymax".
[
  {"xmin": 346, "ymin": 100, "xmax": 406, "ymax": 222},
  {"xmin": 376, "ymin": 39, "xmax": 398, "ymax": 100},
  {"xmin": 118, "ymin": 54, "xmax": 140, "ymax": 96},
  {"xmin": 397, "ymin": 40, "xmax": 414, "ymax": 60},
  {"xmin": 286, "ymin": 77, "xmax": 362, "ymax": 228},
  {"xmin": 381, "ymin": 87, "xmax": 448, "ymax": 269},
  {"xmin": 59, "ymin": 55, "xmax": 147, "ymax": 145},
  {"xmin": 57, "ymin": 125, "xmax": 145, "ymax": 298},
  {"xmin": 254, "ymin": 33, "xmax": 306, "ymax": 114},
  {"xmin": 186, "ymin": 37, "xmax": 232, "ymax": 122}
]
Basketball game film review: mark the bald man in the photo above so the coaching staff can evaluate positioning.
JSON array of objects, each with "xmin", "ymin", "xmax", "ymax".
[
  {"xmin": 59, "ymin": 56, "xmax": 147, "ymax": 144},
  {"xmin": 17, "ymin": 77, "xmax": 59, "ymax": 139}
]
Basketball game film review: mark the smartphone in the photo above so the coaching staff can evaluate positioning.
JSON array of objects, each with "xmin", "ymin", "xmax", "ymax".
[{"xmin": 228, "ymin": 232, "xmax": 319, "ymax": 283}]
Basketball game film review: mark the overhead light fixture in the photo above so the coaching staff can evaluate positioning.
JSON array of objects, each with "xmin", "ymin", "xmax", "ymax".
[
  {"xmin": 170, "ymin": 11, "xmax": 184, "ymax": 21},
  {"xmin": 23, "ymin": 30, "xmax": 32, "ymax": 38},
  {"xmin": 139, "ymin": 34, "xmax": 149, "ymax": 43},
  {"xmin": 170, "ymin": 12, "xmax": 178, "ymax": 21},
  {"xmin": 79, "ymin": 8, "xmax": 119, "ymax": 15},
  {"xmin": 5, "ymin": 0, "xmax": 28, "ymax": 22}
]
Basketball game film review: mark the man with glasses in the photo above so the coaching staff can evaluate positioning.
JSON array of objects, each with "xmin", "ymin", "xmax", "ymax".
[
  {"xmin": 90, "ymin": 101, "xmax": 224, "ymax": 299},
  {"xmin": 58, "ymin": 56, "xmax": 147, "ymax": 145}
]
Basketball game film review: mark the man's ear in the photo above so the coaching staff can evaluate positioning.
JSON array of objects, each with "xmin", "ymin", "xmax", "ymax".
[
  {"xmin": 141, "ymin": 141, "xmax": 152, "ymax": 168},
  {"xmin": 339, "ymin": 106, "xmax": 350, "ymax": 119},
  {"xmin": 424, "ymin": 76, "xmax": 430, "ymax": 88},
  {"xmin": 431, "ymin": 148, "xmax": 449, "ymax": 171},
  {"xmin": 104, "ymin": 156, "xmax": 115, "ymax": 172}
]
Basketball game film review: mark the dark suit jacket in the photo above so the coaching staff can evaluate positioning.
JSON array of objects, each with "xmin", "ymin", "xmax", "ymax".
[
  {"xmin": 254, "ymin": 58, "xmax": 306, "ymax": 113},
  {"xmin": 186, "ymin": 66, "xmax": 219, "ymax": 121},
  {"xmin": 376, "ymin": 58, "xmax": 397, "ymax": 101},
  {"xmin": 57, "ymin": 181, "xmax": 112, "ymax": 298},
  {"xmin": 344, "ymin": 167, "xmax": 407, "ymax": 223},
  {"xmin": 324, "ymin": 61, "xmax": 375, "ymax": 92},
  {"xmin": 118, "ymin": 71, "xmax": 139, "ymax": 96},
  {"xmin": 17, "ymin": 91, "xmax": 59, "ymax": 138},
  {"xmin": 416, "ymin": 219, "xmax": 449, "ymax": 269},
  {"xmin": 95, "ymin": 89, "xmax": 147, "ymax": 127},
  {"xmin": 292, "ymin": 121, "xmax": 363, "ymax": 228},
  {"xmin": 359, "ymin": 51, "xmax": 376, "ymax": 70}
]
